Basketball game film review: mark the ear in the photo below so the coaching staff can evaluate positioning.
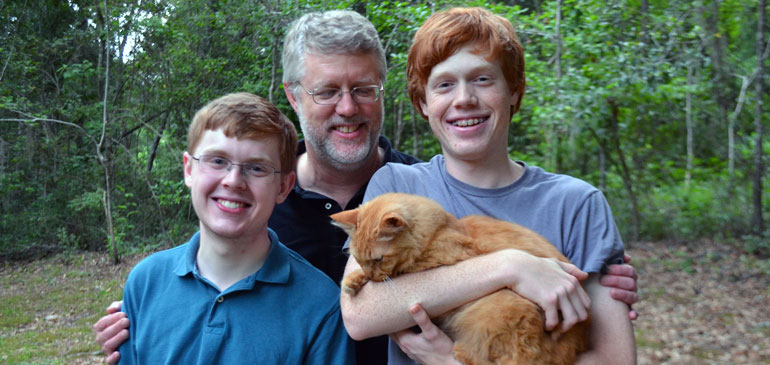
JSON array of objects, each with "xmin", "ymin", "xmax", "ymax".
[
  {"xmin": 183, "ymin": 151, "xmax": 193, "ymax": 188},
  {"xmin": 330, "ymin": 208, "xmax": 359, "ymax": 235},
  {"xmin": 275, "ymin": 171, "xmax": 295, "ymax": 205},
  {"xmin": 419, "ymin": 99, "xmax": 428, "ymax": 118},
  {"xmin": 284, "ymin": 82, "xmax": 301, "ymax": 113},
  {"xmin": 510, "ymin": 91, "xmax": 520, "ymax": 109},
  {"xmin": 377, "ymin": 212, "xmax": 405, "ymax": 241}
]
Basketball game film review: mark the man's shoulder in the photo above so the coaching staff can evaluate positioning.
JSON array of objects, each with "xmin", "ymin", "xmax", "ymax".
[
  {"xmin": 523, "ymin": 163, "xmax": 599, "ymax": 197},
  {"xmin": 388, "ymin": 149, "xmax": 422, "ymax": 165},
  {"xmin": 126, "ymin": 243, "xmax": 189, "ymax": 281}
]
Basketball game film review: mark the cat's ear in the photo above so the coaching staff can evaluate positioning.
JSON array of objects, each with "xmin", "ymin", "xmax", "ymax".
[
  {"xmin": 330, "ymin": 208, "xmax": 358, "ymax": 235},
  {"xmin": 377, "ymin": 212, "xmax": 405, "ymax": 241}
]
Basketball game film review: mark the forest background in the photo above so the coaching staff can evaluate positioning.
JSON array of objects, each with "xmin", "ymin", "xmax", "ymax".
[
  {"xmin": 1, "ymin": 0, "xmax": 770, "ymax": 363},
  {"xmin": 1, "ymin": 0, "xmax": 769, "ymax": 274}
]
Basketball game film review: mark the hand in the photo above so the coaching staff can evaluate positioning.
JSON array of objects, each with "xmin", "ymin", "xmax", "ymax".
[
  {"xmin": 599, "ymin": 254, "xmax": 639, "ymax": 320},
  {"xmin": 503, "ymin": 251, "xmax": 591, "ymax": 333},
  {"xmin": 389, "ymin": 304, "xmax": 461, "ymax": 365},
  {"xmin": 92, "ymin": 301, "xmax": 128, "ymax": 364}
]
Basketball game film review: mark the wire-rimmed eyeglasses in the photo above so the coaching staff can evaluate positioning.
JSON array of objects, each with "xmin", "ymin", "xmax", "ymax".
[
  {"xmin": 192, "ymin": 155, "xmax": 281, "ymax": 183},
  {"xmin": 297, "ymin": 83, "xmax": 383, "ymax": 105}
]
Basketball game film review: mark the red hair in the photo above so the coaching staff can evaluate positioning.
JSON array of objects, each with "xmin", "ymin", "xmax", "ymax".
[{"xmin": 407, "ymin": 7, "xmax": 526, "ymax": 119}]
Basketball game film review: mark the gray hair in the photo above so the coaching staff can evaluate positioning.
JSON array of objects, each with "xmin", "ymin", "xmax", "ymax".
[{"xmin": 282, "ymin": 10, "xmax": 387, "ymax": 89}]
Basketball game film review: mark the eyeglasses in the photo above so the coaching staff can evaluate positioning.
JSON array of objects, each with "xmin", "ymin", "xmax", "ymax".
[
  {"xmin": 192, "ymin": 155, "xmax": 281, "ymax": 182},
  {"xmin": 298, "ymin": 83, "xmax": 383, "ymax": 105}
]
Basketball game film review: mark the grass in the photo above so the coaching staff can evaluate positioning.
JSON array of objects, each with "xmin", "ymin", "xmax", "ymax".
[{"xmin": 0, "ymin": 251, "xmax": 138, "ymax": 364}]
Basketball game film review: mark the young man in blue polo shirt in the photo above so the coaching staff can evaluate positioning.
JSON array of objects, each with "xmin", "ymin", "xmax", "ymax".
[{"xmin": 117, "ymin": 92, "xmax": 353, "ymax": 364}]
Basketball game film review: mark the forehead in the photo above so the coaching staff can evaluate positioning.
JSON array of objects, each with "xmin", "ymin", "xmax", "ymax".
[
  {"xmin": 302, "ymin": 52, "xmax": 382, "ymax": 86},
  {"xmin": 428, "ymin": 47, "xmax": 502, "ymax": 80},
  {"xmin": 194, "ymin": 129, "xmax": 281, "ymax": 160}
]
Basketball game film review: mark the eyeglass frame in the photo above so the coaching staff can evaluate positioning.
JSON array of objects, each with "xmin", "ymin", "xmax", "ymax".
[
  {"xmin": 296, "ymin": 82, "xmax": 384, "ymax": 105},
  {"xmin": 191, "ymin": 155, "xmax": 282, "ymax": 182}
]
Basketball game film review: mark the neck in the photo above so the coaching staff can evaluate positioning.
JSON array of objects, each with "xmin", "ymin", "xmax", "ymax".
[
  {"xmin": 297, "ymin": 146, "xmax": 384, "ymax": 208},
  {"xmin": 443, "ymin": 151, "xmax": 523, "ymax": 189},
  {"xmin": 196, "ymin": 228, "xmax": 271, "ymax": 291}
]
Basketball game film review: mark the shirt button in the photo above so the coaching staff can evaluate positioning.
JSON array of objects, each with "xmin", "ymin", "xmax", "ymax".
[
  {"xmin": 325, "ymin": 203, "xmax": 332, "ymax": 210},
  {"xmin": 217, "ymin": 297, "xmax": 224, "ymax": 303}
]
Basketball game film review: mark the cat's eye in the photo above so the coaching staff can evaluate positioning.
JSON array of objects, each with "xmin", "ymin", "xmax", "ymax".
[{"xmin": 370, "ymin": 257, "xmax": 383, "ymax": 264}]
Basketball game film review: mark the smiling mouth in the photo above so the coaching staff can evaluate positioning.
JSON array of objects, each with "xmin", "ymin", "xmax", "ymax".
[
  {"xmin": 334, "ymin": 124, "xmax": 362, "ymax": 133},
  {"xmin": 217, "ymin": 199, "xmax": 246, "ymax": 209},
  {"xmin": 451, "ymin": 117, "xmax": 486, "ymax": 127}
]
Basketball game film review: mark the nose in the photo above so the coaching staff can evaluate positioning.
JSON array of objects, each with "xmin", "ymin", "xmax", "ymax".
[
  {"xmin": 221, "ymin": 165, "xmax": 247, "ymax": 189},
  {"xmin": 453, "ymin": 82, "xmax": 477, "ymax": 108},
  {"xmin": 335, "ymin": 91, "xmax": 359, "ymax": 117}
]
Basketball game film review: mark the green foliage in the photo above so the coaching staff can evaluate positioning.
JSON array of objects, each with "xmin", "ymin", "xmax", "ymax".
[{"xmin": 0, "ymin": 0, "xmax": 768, "ymax": 259}]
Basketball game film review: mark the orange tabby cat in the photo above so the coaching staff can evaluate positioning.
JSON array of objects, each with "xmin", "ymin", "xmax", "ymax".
[{"xmin": 332, "ymin": 192, "xmax": 589, "ymax": 365}]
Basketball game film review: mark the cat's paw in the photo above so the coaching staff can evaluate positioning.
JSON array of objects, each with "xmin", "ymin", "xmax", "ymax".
[{"xmin": 341, "ymin": 271, "xmax": 368, "ymax": 295}]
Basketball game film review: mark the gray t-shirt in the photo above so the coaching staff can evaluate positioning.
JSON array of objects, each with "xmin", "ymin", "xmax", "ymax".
[{"xmin": 354, "ymin": 155, "xmax": 625, "ymax": 365}]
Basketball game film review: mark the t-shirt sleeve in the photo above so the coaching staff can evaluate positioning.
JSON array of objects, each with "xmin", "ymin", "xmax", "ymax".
[{"xmin": 565, "ymin": 190, "xmax": 625, "ymax": 274}]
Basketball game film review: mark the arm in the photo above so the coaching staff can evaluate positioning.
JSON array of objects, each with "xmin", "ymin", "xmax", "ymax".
[
  {"xmin": 92, "ymin": 300, "xmax": 129, "ymax": 364},
  {"xmin": 340, "ymin": 248, "xmax": 590, "ymax": 340},
  {"xmin": 575, "ymin": 275, "xmax": 636, "ymax": 364},
  {"xmin": 600, "ymin": 254, "xmax": 639, "ymax": 320}
]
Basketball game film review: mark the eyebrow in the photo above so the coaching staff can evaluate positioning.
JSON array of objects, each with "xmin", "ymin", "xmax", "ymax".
[{"xmin": 200, "ymin": 150, "xmax": 276, "ymax": 165}]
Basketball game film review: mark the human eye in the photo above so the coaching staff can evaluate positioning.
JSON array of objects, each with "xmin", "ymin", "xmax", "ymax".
[
  {"xmin": 244, "ymin": 162, "xmax": 271, "ymax": 177},
  {"xmin": 313, "ymin": 88, "xmax": 339, "ymax": 101},
  {"xmin": 475, "ymin": 75, "xmax": 493, "ymax": 84},
  {"xmin": 353, "ymin": 87, "xmax": 376, "ymax": 98},
  {"xmin": 204, "ymin": 156, "xmax": 229, "ymax": 169}
]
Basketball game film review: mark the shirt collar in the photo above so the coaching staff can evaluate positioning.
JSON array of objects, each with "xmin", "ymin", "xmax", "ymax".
[{"xmin": 171, "ymin": 229, "xmax": 291, "ymax": 286}]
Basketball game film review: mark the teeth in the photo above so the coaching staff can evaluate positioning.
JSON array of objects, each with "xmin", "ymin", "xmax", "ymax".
[
  {"xmin": 452, "ymin": 118, "xmax": 484, "ymax": 127},
  {"xmin": 218, "ymin": 199, "xmax": 244, "ymax": 209},
  {"xmin": 336, "ymin": 125, "xmax": 360, "ymax": 133}
]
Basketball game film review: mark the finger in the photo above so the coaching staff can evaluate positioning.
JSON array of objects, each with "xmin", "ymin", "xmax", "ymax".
[
  {"xmin": 106, "ymin": 300, "xmax": 123, "ymax": 314},
  {"xmin": 409, "ymin": 304, "xmax": 438, "ymax": 337},
  {"xmin": 93, "ymin": 312, "xmax": 126, "ymax": 336},
  {"xmin": 629, "ymin": 309, "xmax": 639, "ymax": 321},
  {"xmin": 610, "ymin": 288, "xmax": 639, "ymax": 306},
  {"xmin": 624, "ymin": 254, "xmax": 632, "ymax": 264},
  {"xmin": 101, "ymin": 328, "xmax": 129, "ymax": 356},
  {"xmin": 600, "ymin": 274, "xmax": 637, "ymax": 291},
  {"xmin": 542, "ymin": 296, "xmax": 559, "ymax": 331},
  {"xmin": 106, "ymin": 351, "xmax": 121, "ymax": 365},
  {"xmin": 557, "ymin": 290, "xmax": 579, "ymax": 333},
  {"xmin": 604, "ymin": 264, "xmax": 636, "ymax": 279},
  {"xmin": 567, "ymin": 285, "xmax": 589, "ymax": 323},
  {"xmin": 557, "ymin": 261, "xmax": 588, "ymax": 281}
]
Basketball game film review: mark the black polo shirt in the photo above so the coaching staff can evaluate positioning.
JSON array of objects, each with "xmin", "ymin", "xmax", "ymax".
[{"xmin": 268, "ymin": 135, "xmax": 421, "ymax": 365}]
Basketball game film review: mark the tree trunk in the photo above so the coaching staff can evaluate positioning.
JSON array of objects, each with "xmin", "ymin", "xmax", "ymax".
[
  {"xmin": 410, "ymin": 106, "xmax": 419, "ymax": 157},
  {"xmin": 608, "ymin": 98, "xmax": 640, "ymax": 242},
  {"xmin": 686, "ymin": 65, "xmax": 694, "ymax": 186},
  {"xmin": 99, "ymin": 0, "xmax": 119, "ymax": 264},
  {"xmin": 146, "ymin": 118, "xmax": 167, "ymax": 173},
  {"xmin": 394, "ymin": 99, "xmax": 404, "ymax": 151},
  {"xmin": 699, "ymin": 1, "xmax": 732, "ymax": 175},
  {"xmin": 549, "ymin": 0, "xmax": 562, "ymax": 172},
  {"xmin": 753, "ymin": 0, "xmax": 766, "ymax": 233}
]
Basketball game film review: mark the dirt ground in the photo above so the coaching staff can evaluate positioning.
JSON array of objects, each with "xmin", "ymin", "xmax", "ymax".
[{"xmin": 1, "ymin": 240, "xmax": 768, "ymax": 364}]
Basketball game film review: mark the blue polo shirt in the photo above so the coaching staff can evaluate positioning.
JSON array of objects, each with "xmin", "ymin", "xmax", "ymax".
[{"xmin": 118, "ymin": 229, "xmax": 354, "ymax": 364}]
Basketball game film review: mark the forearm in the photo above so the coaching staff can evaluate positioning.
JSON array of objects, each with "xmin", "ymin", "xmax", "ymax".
[
  {"xmin": 576, "ymin": 275, "xmax": 636, "ymax": 364},
  {"xmin": 340, "ymin": 251, "xmax": 516, "ymax": 340}
]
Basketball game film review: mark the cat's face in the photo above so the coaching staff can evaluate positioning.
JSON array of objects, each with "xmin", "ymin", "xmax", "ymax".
[{"xmin": 331, "ymin": 193, "xmax": 448, "ymax": 279}]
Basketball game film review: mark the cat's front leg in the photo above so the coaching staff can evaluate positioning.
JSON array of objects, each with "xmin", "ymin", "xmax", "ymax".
[{"xmin": 341, "ymin": 269, "xmax": 370, "ymax": 295}]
